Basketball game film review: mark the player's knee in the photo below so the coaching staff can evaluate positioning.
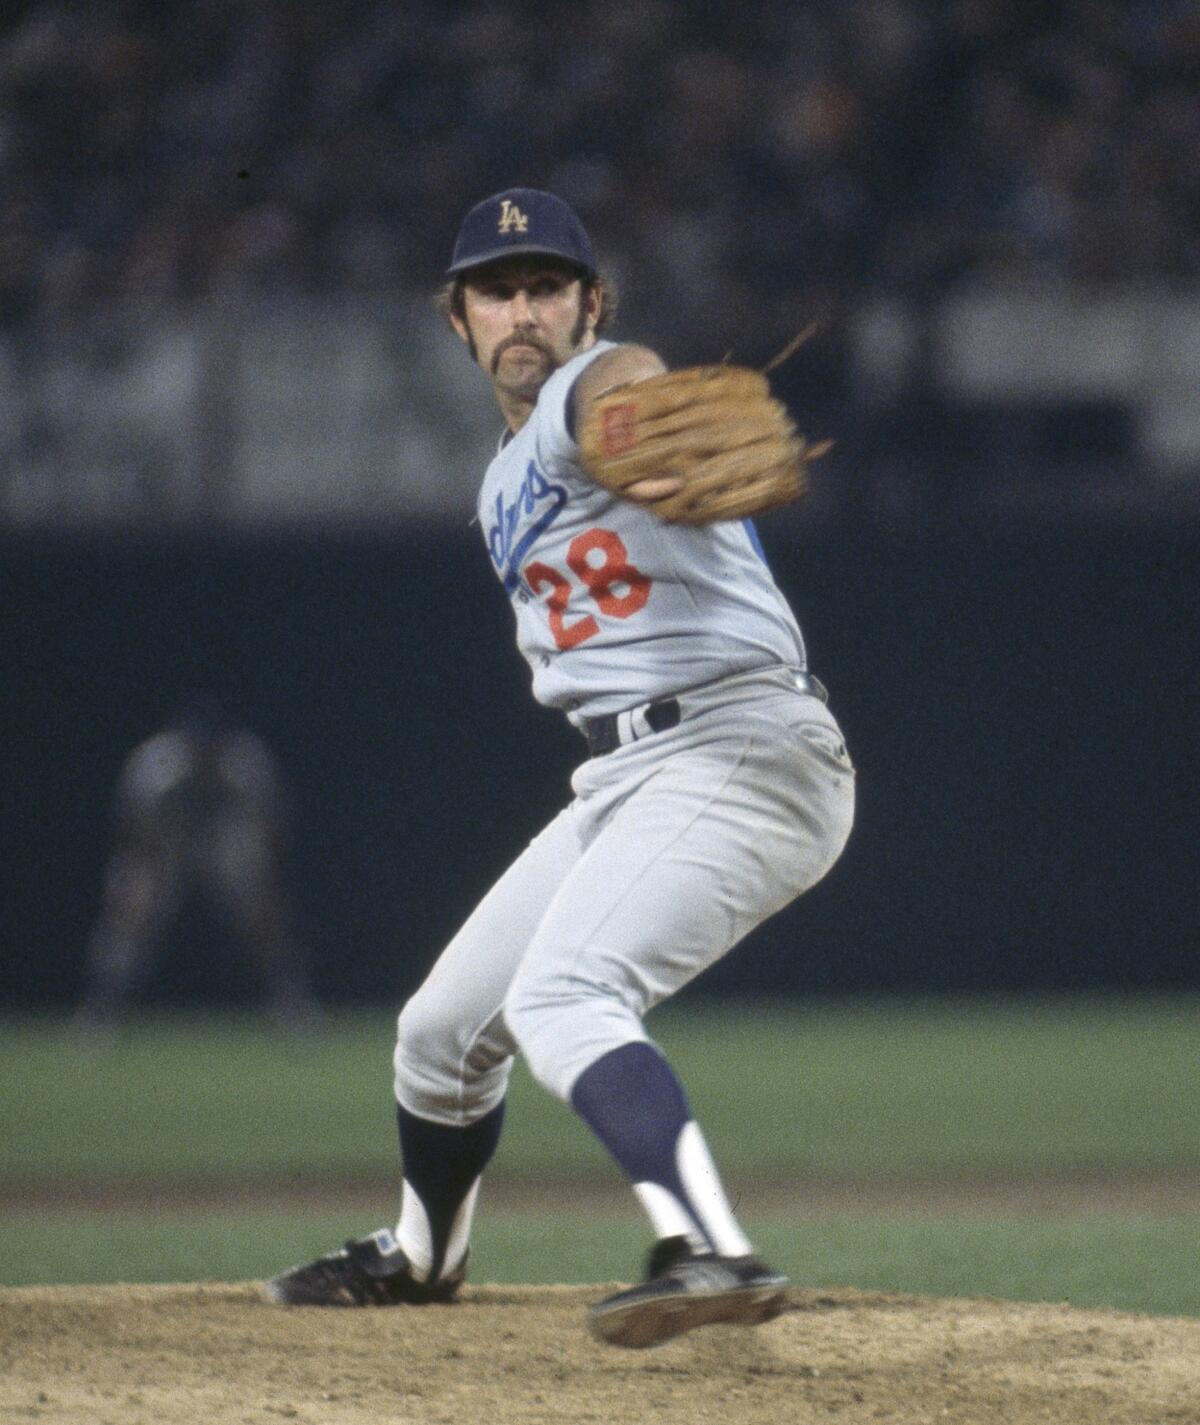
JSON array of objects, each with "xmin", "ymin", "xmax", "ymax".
[
  {"xmin": 503, "ymin": 991, "xmax": 568, "ymax": 1099},
  {"xmin": 394, "ymin": 987, "xmax": 513, "ymax": 1122},
  {"xmin": 504, "ymin": 970, "xmax": 638, "ymax": 1102},
  {"xmin": 502, "ymin": 970, "xmax": 568, "ymax": 1048},
  {"xmin": 393, "ymin": 991, "xmax": 461, "ymax": 1092}
]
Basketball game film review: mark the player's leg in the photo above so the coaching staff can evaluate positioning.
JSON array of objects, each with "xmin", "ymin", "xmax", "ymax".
[
  {"xmin": 212, "ymin": 822, "xmax": 320, "ymax": 1030},
  {"xmin": 504, "ymin": 693, "xmax": 855, "ymax": 1343},
  {"xmin": 77, "ymin": 850, "xmax": 179, "ymax": 1033},
  {"xmin": 265, "ymin": 803, "xmax": 585, "ymax": 1306}
]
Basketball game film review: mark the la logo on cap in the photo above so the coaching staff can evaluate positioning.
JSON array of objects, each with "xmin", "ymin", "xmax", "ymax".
[{"xmin": 497, "ymin": 199, "xmax": 529, "ymax": 234}]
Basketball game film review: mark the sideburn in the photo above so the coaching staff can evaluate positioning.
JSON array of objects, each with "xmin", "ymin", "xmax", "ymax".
[{"xmin": 570, "ymin": 290, "xmax": 592, "ymax": 348}]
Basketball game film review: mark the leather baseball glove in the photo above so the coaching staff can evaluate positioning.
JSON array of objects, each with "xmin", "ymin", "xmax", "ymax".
[{"xmin": 578, "ymin": 365, "xmax": 830, "ymax": 525}]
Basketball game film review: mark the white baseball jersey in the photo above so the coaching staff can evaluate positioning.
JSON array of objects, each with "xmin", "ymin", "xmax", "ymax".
[{"xmin": 478, "ymin": 341, "xmax": 808, "ymax": 720}]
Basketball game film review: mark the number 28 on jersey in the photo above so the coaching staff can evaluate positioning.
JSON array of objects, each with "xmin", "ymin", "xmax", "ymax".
[{"xmin": 524, "ymin": 527, "xmax": 651, "ymax": 651}]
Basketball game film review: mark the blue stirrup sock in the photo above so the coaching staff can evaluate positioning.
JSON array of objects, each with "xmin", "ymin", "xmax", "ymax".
[
  {"xmin": 395, "ymin": 1099, "xmax": 505, "ymax": 1283},
  {"xmin": 569, "ymin": 1040, "xmax": 752, "ymax": 1257}
]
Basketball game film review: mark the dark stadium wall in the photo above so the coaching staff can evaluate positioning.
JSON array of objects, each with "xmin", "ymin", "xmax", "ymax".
[{"xmin": 2, "ymin": 522, "xmax": 1196, "ymax": 1008}]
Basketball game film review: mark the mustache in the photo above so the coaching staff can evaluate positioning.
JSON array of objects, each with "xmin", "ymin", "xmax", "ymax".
[{"xmin": 491, "ymin": 332, "xmax": 554, "ymax": 374}]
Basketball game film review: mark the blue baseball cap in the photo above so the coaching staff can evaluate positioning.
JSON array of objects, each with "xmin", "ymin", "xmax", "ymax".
[{"xmin": 446, "ymin": 188, "xmax": 597, "ymax": 278}]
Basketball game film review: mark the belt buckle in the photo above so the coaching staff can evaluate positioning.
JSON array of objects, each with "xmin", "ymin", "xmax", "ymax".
[{"xmin": 796, "ymin": 672, "xmax": 829, "ymax": 704}]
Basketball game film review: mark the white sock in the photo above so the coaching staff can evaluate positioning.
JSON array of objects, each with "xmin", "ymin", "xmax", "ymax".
[
  {"xmin": 633, "ymin": 1121, "xmax": 753, "ymax": 1257},
  {"xmin": 395, "ymin": 1176, "xmax": 481, "ymax": 1282}
]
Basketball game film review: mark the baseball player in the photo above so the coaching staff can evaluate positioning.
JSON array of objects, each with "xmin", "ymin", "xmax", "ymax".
[
  {"xmin": 267, "ymin": 189, "xmax": 855, "ymax": 1348},
  {"xmin": 77, "ymin": 698, "xmax": 319, "ymax": 1034}
]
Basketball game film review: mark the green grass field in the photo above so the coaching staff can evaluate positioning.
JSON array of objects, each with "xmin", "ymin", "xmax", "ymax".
[{"xmin": 3, "ymin": 995, "xmax": 1199, "ymax": 1314}]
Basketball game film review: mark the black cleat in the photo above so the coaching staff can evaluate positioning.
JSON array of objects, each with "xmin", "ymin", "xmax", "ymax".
[
  {"xmin": 263, "ymin": 1228, "xmax": 465, "ymax": 1307},
  {"xmin": 589, "ymin": 1235, "xmax": 789, "ymax": 1348}
]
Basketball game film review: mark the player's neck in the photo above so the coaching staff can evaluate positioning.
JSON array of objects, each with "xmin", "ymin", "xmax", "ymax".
[
  {"xmin": 493, "ymin": 331, "xmax": 597, "ymax": 434},
  {"xmin": 496, "ymin": 388, "xmax": 537, "ymax": 435}
]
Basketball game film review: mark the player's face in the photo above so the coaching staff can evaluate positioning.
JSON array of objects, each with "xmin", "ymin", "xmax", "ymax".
[{"xmin": 454, "ymin": 259, "xmax": 600, "ymax": 404}]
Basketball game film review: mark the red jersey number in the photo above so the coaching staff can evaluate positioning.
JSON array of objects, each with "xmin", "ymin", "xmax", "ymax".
[
  {"xmin": 525, "ymin": 528, "xmax": 651, "ymax": 652},
  {"xmin": 524, "ymin": 562, "xmax": 598, "ymax": 651}
]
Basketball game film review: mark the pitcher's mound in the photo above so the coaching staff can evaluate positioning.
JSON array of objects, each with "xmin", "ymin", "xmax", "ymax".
[{"xmin": 2, "ymin": 1281, "xmax": 1197, "ymax": 1424}]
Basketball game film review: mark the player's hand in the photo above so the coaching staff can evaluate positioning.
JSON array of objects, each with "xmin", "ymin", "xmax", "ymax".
[{"xmin": 622, "ymin": 474, "xmax": 686, "ymax": 503}]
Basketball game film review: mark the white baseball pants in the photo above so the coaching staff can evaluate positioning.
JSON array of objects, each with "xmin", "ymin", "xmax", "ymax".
[{"xmin": 393, "ymin": 667, "xmax": 855, "ymax": 1121}]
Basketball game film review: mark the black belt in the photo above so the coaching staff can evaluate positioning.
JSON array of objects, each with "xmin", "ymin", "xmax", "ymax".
[{"xmin": 581, "ymin": 671, "xmax": 829, "ymax": 758}]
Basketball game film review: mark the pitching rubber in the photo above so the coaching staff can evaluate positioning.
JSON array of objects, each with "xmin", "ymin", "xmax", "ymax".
[{"xmin": 588, "ymin": 1280, "xmax": 790, "ymax": 1350}]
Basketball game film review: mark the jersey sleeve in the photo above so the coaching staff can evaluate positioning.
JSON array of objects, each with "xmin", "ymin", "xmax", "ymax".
[{"xmin": 532, "ymin": 341, "xmax": 615, "ymax": 477}]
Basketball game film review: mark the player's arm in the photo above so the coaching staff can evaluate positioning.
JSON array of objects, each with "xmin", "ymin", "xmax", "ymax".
[
  {"xmin": 573, "ymin": 343, "xmax": 666, "ymax": 408},
  {"xmin": 571, "ymin": 344, "xmax": 684, "ymax": 506}
]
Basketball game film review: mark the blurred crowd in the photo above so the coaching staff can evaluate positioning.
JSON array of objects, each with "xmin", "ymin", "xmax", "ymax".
[{"xmin": 0, "ymin": 0, "xmax": 1197, "ymax": 350}]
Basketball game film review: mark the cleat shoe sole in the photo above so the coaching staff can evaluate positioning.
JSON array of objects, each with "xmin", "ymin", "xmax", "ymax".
[{"xmin": 589, "ymin": 1278, "xmax": 789, "ymax": 1349}]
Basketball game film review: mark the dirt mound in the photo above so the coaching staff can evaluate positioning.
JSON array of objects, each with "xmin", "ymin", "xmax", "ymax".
[{"xmin": 2, "ymin": 1281, "xmax": 1197, "ymax": 1424}]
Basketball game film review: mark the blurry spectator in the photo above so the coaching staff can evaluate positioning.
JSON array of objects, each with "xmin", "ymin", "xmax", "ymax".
[
  {"xmin": 76, "ymin": 697, "xmax": 320, "ymax": 1033},
  {"xmin": 0, "ymin": 0, "xmax": 1195, "ymax": 343}
]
